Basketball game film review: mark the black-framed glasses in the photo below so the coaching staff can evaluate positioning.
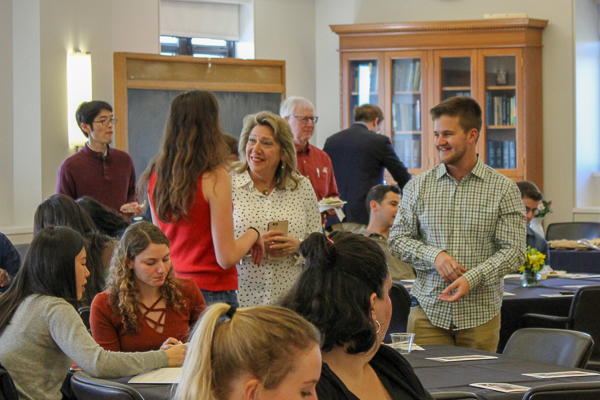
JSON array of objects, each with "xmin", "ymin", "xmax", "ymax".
[
  {"xmin": 93, "ymin": 118, "xmax": 118, "ymax": 126},
  {"xmin": 525, "ymin": 207, "xmax": 540, "ymax": 216},
  {"xmin": 292, "ymin": 115, "xmax": 318, "ymax": 124}
]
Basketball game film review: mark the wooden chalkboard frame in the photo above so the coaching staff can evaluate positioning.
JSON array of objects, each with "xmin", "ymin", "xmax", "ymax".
[{"xmin": 113, "ymin": 52, "xmax": 286, "ymax": 152}]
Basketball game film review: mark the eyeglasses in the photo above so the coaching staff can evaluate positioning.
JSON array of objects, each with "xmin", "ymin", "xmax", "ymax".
[
  {"xmin": 93, "ymin": 118, "xmax": 118, "ymax": 126},
  {"xmin": 292, "ymin": 115, "xmax": 318, "ymax": 124},
  {"xmin": 525, "ymin": 207, "xmax": 540, "ymax": 216}
]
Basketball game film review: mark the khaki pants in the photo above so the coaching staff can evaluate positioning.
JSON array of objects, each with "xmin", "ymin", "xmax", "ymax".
[{"xmin": 407, "ymin": 305, "xmax": 501, "ymax": 352}]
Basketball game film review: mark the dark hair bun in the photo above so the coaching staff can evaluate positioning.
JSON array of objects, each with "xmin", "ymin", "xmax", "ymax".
[{"xmin": 299, "ymin": 232, "xmax": 337, "ymax": 270}]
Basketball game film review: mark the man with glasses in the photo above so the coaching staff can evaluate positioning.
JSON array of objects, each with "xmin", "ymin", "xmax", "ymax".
[
  {"xmin": 280, "ymin": 97, "xmax": 339, "ymax": 203},
  {"xmin": 324, "ymin": 104, "xmax": 410, "ymax": 225},
  {"xmin": 56, "ymin": 100, "xmax": 141, "ymax": 214},
  {"xmin": 517, "ymin": 180, "xmax": 550, "ymax": 264}
]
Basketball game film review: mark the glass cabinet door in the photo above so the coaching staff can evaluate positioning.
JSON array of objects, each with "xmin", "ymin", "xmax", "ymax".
[
  {"xmin": 390, "ymin": 57, "xmax": 423, "ymax": 170},
  {"xmin": 483, "ymin": 55, "xmax": 517, "ymax": 171},
  {"xmin": 440, "ymin": 57, "xmax": 472, "ymax": 100},
  {"xmin": 342, "ymin": 52, "xmax": 384, "ymax": 129}
]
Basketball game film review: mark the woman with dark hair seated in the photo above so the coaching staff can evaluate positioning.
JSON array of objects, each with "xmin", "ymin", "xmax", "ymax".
[
  {"xmin": 77, "ymin": 196, "xmax": 130, "ymax": 238},
  {"xmin": 280, "ymin": 231, "xmax": 433, "ymax": 400},
  {"xmin": 0, "ymin": 226, "xmax": 186, "ymax": 400},
  {"xmin": 34, "ymin": 194, "xmax": 113, "ymax": 304},
  {"xmin": 91, "ymin": 222, "xmax": 206, "ymax": 352}
]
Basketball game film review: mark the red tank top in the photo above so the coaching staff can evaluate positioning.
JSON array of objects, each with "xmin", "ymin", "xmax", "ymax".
[{"xmin": 148, "ymin": 172, "xmax": 237, "ymax": 291}]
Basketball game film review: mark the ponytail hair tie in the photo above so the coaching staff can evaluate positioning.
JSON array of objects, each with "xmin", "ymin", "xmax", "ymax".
[
  {"xmin": 327, "ymin": 237, "xmax": 334, "ymax": 244},
  {"xmin": 225, "ymin": 305, "xmax": 237, "ymax": 319}
]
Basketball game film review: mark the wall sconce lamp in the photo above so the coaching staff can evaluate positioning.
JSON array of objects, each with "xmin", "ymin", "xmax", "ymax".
[{"xmin": 67, "ymin": 50, "xmax": 92, "ymax": 149}]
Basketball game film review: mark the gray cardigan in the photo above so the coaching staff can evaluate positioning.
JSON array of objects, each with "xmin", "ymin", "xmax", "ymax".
[{"xmin": 0, "ymin": 295, "xmax": 168, "ymax": 400}]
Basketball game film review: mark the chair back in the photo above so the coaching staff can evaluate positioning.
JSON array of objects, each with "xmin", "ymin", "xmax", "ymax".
[
  {"xmin": 71, "ymin": 372, "xmax": 144, "ymax": 400},
  {"xmin": 384, "ymin": 282, "xmax": 411, "ymax": 343},
  {"xmin": 329, "ymin": 222, "xmax": 366, "ymax": 234},
  {"xmin": 13, "ymin": 244, "xmax": 29, "ymax": 262},
  {"xmin": 78, "ymin": 306, "xmax": 91, "ymax": 330},
  {"xmin": 545, "ymin": 222, "xmax": 600, "ymax": 241},
  {"xmin": 569, "ymin": 286, "xmax": 600, "ymax": 363},
  {"xmin": 0, "ymin": 362, "xmax": 18, "ymax": 400},
  {"xmin": 503, "ymin": 328, "xmax": 593, "ymax": 368},
  {"xmin": 523, "ymin": 382, "xmax": 600, "ymax": 399},
  {"xmin": 431, "ymin": 392, "xmax": 478, "ymax": 400}
]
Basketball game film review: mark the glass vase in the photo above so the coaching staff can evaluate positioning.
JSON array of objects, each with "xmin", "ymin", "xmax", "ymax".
[{"xmin": 520, "ymin": 270, "xmax": 541, "ymax": 287}]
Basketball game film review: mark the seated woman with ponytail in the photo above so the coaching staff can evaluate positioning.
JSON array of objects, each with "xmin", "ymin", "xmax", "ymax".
[
  {"xmin": 280, "ymin": 231, "xmax": 433, "ymax": 400},
  {"xmin": 0, "ymin": 226, "xmax": 186, "ymax": 400},
  {"xmin": 174, "ymin": 303, "xmax": 322, "ymax": 400}
]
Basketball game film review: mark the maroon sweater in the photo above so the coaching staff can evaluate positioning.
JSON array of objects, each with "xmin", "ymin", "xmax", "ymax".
[{"xmin": 56, "ymin": 144, "xmax": 137, "ymax": 211}]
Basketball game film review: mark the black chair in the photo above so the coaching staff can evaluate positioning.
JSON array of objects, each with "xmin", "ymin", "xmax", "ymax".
[
  {"xmin": 78, "ymin": 306, "xmax": 91, "ymax": 330},
  {"xmin": 545, "ymin": 222, "xmax": 600, "ymax": 241},
  {"xmin": 522, "ymin": 285, "xmax": 600, "ymax": 371},
  {"xmin": 13, "ymin": 243, "xmax": 29, "ymax": 262},
  {"xmin": 0, "ymin": 362, "xmax": 18, "ymax": 400},
  {"xmin": 384, "ymin": 282, "xmax": 411, "ymax": 343},
  {"xmin": 71, "ymin": 372, "xmax": 144, "ymax": 400},
  {"xmin": 431, "ymin": 392, "xmax": 478, "ymax": 399},
  {"xmin": 522, "ymin": 382, "xmax": 600, "ymax": 399},
  {"xmin": 503, "ymin": 328, "xmax": 593, "ymax": 368}
]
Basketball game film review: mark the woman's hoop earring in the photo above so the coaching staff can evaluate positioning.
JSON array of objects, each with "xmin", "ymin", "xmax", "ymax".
[{"xmin": 375, "ymin": 320, "xmax": 381, "ymax": 334}]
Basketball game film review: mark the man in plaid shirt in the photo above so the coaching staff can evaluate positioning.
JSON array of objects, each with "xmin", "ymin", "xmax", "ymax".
[{"xmin": 389, "ymin": 97, "xmax": 526, "ymax": 352}]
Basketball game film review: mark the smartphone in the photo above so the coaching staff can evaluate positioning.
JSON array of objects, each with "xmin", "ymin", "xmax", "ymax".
[{"xmin": 267, "ymin": 220, "xmax": 289, "ymax": 260}]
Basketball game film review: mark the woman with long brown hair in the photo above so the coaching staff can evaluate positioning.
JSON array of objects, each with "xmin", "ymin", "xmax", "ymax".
[
  {"xmin": 139, "ymin": 90, "xmax": 263, "ymax": 307},
  {"xmin": 90, "ymin": 222, "xmax": 205, "ymax": 352}
]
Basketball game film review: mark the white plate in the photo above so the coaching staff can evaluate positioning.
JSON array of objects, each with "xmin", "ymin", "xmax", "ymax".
[{"xmin": 318, "ymin": 201, "xmax": 346, "ymax": 212}]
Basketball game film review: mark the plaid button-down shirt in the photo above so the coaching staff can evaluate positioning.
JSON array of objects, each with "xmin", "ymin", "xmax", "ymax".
[{"xmin": 389, "ymin": 157, "xmax": 526, "ymax": 330}]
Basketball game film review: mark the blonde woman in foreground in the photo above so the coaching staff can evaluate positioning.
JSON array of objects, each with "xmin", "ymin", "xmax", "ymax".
[{"xmin": 174, "ymin": 304, "xmax": 322, "ymax": 400}]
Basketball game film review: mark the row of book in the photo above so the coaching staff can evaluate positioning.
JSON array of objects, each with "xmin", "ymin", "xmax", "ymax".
[
  {"xmin": 486, "ymin": 140, "xmax": 516, "ymax": 169},
  {"xmin": 393, "ymin": 137, "xmax": 421, "ymax": 170},
  {"xmin": 349, "ymin": 62, "xmax": 378, "ymax": 93},
  {"xmin": 486, "ymin": 92, "xmax": 516, "ymax": 126},
  {"xmin": 393, "ymin": 60, "xmax": 422, "ymax": 92},
  {"xmin": 391, "ymin": 100, "xmax": 422, "ymax": 132}
]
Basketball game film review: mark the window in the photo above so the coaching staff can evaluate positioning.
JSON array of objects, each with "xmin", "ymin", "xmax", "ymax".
[{"xmin": 160, "ymin": 36, "xmax": 235, "ymax": 58}]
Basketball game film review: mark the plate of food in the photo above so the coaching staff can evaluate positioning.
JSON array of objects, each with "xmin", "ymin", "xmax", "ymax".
[{"xmin": 318, "ymin": 198, "xmax": 346, "ymax": 213}]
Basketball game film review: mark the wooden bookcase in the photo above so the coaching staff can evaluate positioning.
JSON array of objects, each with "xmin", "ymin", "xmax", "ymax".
[{"xmin": 331, "ymin": 18, "xmax": 547, "ymax": 189}]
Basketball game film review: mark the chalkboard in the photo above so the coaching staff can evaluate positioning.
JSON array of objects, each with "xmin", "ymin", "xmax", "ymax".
[{"xmin": 127, "ymin": 89, "xmax": 283, "ymax": 177}]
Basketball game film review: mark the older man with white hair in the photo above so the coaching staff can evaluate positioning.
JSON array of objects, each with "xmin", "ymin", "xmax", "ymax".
[{"xmin": 280, "ymin": 96, "xmax": 339, "ymax": 202}]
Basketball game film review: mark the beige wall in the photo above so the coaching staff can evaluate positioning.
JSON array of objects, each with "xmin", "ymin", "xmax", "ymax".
[
  {"xmin": 254, "ymin": 0, "xmax": 316, "ymax": 104},
  {"xmin": 316, "ymin": 0, "xmax": 578, "ymax": 227},
  {"xmin": 0, "ymin": 0, "xmax": 13, "ymax": 228},
  {"xmin": 1, "ymin": 0, "xmax": 597, "ymax": 240}
]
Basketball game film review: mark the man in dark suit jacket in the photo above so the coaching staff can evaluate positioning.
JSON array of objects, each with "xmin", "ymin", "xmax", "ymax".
[{"xmin": 324, "ymin": 104, "xmax": 410, "ymax": 225}]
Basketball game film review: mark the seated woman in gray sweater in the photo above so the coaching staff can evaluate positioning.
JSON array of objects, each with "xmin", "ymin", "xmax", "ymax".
[{"xmin": 0, "ymin": 226, "xmax": 187, "ymax": 400}]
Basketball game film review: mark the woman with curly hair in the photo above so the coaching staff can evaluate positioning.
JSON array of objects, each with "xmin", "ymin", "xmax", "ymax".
[
  {"xmin": 90, "ymin": 221, "xmax": 206, "ymax": 352},
  {"xmin": 139, "ymin": 90, "xmax": 263, "ymax": 307}
]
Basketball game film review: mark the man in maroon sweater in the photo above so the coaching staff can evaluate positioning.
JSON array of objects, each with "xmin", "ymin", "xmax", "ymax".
[{"xmin": 56, "ymin": 101, "xmax": 142, "ymax": 214}]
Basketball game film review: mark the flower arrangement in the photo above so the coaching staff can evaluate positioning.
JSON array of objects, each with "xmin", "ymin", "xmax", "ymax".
[
  {"xmin": 535, "ymin": 200, "xmax": 553, "ymax": 218},
  {"xmin": 519, "ymin": 246, "xmax": 546, "ymax": 274}
]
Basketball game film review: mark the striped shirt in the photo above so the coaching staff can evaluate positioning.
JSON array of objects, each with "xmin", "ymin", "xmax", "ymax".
[{"xmin": 389, "ymin": 157, "xmax": 526, "ymax": 330}]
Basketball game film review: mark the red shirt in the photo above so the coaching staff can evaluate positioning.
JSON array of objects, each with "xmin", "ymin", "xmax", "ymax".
[
  {"xmin": 148, "ymin": 173, "xmax": 237, "ymax": 291},
  {"xmin": 296, "ymin": 144, "xmax": 339, "ymax": 201},
  {"xmin": 90, "ymin": 278, "xmax": 206, "ymax": 352}
]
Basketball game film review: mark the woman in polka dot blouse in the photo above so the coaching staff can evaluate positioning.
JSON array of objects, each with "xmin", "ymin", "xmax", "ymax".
[{"xmin": 231, "ymin": 111, "xmax": 321, "ymax": 307}]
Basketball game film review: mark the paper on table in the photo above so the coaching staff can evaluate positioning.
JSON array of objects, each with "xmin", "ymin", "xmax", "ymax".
[
  {"xmin": 523, "ymin": 371, "xmax": 600, "ymax": 379},
  {"xmin": 128, "ymin": 368, "xmax": 182, "ymax": 384},
  {"xmin": 563, "ymin": 285, "xmax": 588, "ymax": 289},
  {"xmin": 469, "ymin": 383, "xmax": 530, "ymax": 393},
  {"xmin": 503, "ymin": 292, "xmax": 515, "ymax": 296},
  {"xmin": 504, "ymin": 274, "xmax": 522, "ymax": 279},
  {"xmin": 426, "ymin": 355, "xmax": 498, "ymax": 362},
  {"xmin": 540, "ymin": 293, "xmax": 574, "ymax": 298},
  {"xmin": 401, "ymin": 279, "xmax": 416, "ymax": 283}
]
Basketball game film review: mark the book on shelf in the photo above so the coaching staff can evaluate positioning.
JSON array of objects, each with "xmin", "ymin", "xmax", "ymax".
[
  {"xmin": 486, "ymin": 92, "xmax": 516, "ymax": 127},
  {"xmin": 486, "ymin": 140, "xmax": 516, "ymax": 169},
  {"xmin": 393, "ymin": 59, "xmax": 421, "ymax": 92},
  {"xmin": 393, "ymin": 100, "xmax": 421, "ymax": 131},
  {"xmin": 393, "ymin": 137, "xmax": 421, "ymax": 169}
]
